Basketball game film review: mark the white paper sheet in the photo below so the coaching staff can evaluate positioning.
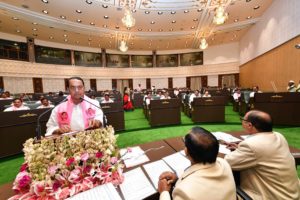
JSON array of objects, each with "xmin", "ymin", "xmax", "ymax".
[
  {"xmin": 240, "ymin": 135, "xmax": 250, "ymax": 140},
  {"xmin": 143, "ymin": 160, "xmax": 174, "ymax": 189},
  {"xmin": 68, "ymin": 183, "xmax": 122, "ymax": 200},
  {"xmin": 212, "ymin": 132, "xmax": 241, "ymax": 143},
  {"xmin": 119, "ymin": 167, "xmax": 156, "ymax": 200},
  {"xmin": 219, "ymin": 144, "xmax": 232, "ymax": 155},
  {"xmin": 120, "ymin": 146, "xmax": 150, "ymax": 168},
  {"xmin": 162, "ymin": 152, "xmax": 191, "ymax": 177}
]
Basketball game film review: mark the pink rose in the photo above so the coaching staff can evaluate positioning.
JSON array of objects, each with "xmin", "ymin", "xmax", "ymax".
[
  {"xmin": 127, "ymin": 148, "xmax": 132, "ymax": 153},
  {"xmin": 83, "ymin": 165, "xmax": 92, "ymax": 174},
  {"xmin": 33, "ymin": 181, "xmax": 46, "ymax": 196},
  {"xmin": 95, "ymin": 152, "xmax": 103, "ymax": 158},
  {"xmin": 110, "ymin": 157, "xmax": 118, "ymax": 164},
  {"xmin": 66, "ymin": 157, "xmax": 75, "ymax": 167},
  {"xmin": 52, "ymin": 181, "xmax": 61, "ymax": 192},
  {"xmin": 48, "ymin": 165, "xmax": 58, "ymax": 176},
  {"xmin": 19, "ymin": 163, "xmax": 28, "ymax": 172},
  {"xmin": 13, "ymin": 171, "xmax": 31, "ymax": 193},
  {"xmin": 80, "ymin": 153, "xmax": 89, "ymax": 162},
  {"xmin": 86, "ymin": 108, "xmax": 96, "ymax": 118},
  {"xmin": 55, "ymin": 187, "xmax": 70, "ymax": 200},
  {"xmin": 68, "ymin": 168, "xmax": 82, "ymax": 184}
]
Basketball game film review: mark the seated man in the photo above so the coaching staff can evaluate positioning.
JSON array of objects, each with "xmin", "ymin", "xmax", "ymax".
[
  {"xmin": 225, "ymin": 110, "xmax": 300, "ymax": 199},
  {"xmin": 249, "ymin": 86, "xmax": 262, "ymax": 98},
  {"xmin": 46, "ymin": 77, "xmax": 103, "ymax": 136},
  {"xmin": 37, "ymin": 97, "xmax": 54, "ymax": 109},
  {"xmin": 4, "ymin": 98, "xmax": 30, "ymax": 112},
  {"xmin": 101, "ymin": 93, "xmax": 114, "ymax": 103},
  {"xmin": 202, "ymin": 90, "xmax": 211, "ymax": 98},
  {"xmin": 158, "ymin": 127, "xmax": 236, "ymax": 200},
  {"xmin": 189, "ymin": 90, "xmax": 200, "ymax": 106}
]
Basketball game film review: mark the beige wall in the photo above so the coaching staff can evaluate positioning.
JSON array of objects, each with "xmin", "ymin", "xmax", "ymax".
[{"xmin": 239, "ymin": 36, "xmax": 300, "ymax": 92}]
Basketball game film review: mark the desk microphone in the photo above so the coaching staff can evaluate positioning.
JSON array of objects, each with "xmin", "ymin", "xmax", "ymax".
[
  {"xmin": 35, "ymin": 97, "xmax": 68, "ymax": 141},
  {"xmin": 79, "ymin": 97, "xmax": 107, "ymax": 128}
]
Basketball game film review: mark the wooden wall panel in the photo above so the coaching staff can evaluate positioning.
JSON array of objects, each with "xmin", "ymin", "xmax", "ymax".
[{"xmin": 240, "ymin": 36, "xmax": 300, "ymax": 92}]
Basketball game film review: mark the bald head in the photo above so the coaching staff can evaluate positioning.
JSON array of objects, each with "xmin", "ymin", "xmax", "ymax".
[{"xmin": 245, "ymin": 110, "xmax": 273, "ymax": 132}]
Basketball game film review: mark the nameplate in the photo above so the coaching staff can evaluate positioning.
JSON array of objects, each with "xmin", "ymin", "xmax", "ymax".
[
  {"xmin": 162, "ymin": 101, "xmax": 170, "ymax": 104},
  {"xmin": 291, "ymin": 152, "xmax": 300, "ymax": 156},
  {"xmin": 205, "ymin": 99, "xmax": 213, "ymax": 102},
  {"xmin": 19, "ymin": 113, "xmax": 37, "ymax": 118},
  {"xmin": 102, "ymin": 105, "xmax": 111, "ymax": 109},
  {"xmin": 271, "ymin": 95, "xmax": 283, "ymax": 98}
]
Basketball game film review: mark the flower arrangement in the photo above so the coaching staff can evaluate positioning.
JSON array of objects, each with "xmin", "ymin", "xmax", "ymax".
[{"xmin": 9, "ymin": 127, "xmax": 124, "ymax": 200}]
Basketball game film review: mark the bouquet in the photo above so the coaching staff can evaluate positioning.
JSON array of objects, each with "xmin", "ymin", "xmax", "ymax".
[{"xmin": 9, "ymin": 127, "xmax": 124, "ymax": 200}]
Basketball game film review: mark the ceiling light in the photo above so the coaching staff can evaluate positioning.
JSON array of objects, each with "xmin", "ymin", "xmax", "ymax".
[
  {"xmin": 191, "ymin": 26, "xmax": 195, "ymax": 29},
  {"xmin": 159, "ymin": 29, "xmax": 163, "ymax": 32},
  {"xmin": 49, "ymin": 36, "xmax": 54, "ymax": 39},
  {"xmin": 76, "ymin": 41, "xmax": 80, "ymax": 44},
  {"xmin": 32, "ymin": 22, "xmax": 38, "ymax": 25},
  {"xmin": 86, "ymin": 0, "xmax": 92, "ymax": 4},
  {"xmin": 171, "ymin": 11, "xmax": 176, "ymax": 14},
  {"xmin": 32, "ymin": 28, "xmax": 37, "ymax": 31},
  {"xmin": 115, "ymin": 26, "xmax": 120, "ymax": 29},
  {"xmin": 42, "ymin": 10, "xmax": 48, "ymax": 14},
  {"xmin": 104, "ymin": 15, "xmax": 109, "ymax": 19},
  {"xmin": 246, "ymin": 0, "xmax": 251, "ymax": 2},
  {"xmin": 90, "ymin": 22, "xmax": 95, "ymax": 25},
  {"xmin": 145, "ymin": 11, "xmax": 150, "ymax": 14},
  {"xmin": 148, "ymin": 29, "xmax": 152, "ymax": 31},
  {"xmin": 103, "ymin": 24, "xmax": 108, "ymax": 28},
  {"xmin": 172, "ymin": 20, "xmax": 176, "ymax": 23},
  {"xmin": 88, "ymin": 38, "xmax": 92, "ymax": 41},
  {"xmin": 12, "ymin": 17, "xmax": 19, "ymax": 20},
  {"xmin": 254, "ymin": 5, "xmax": 260, "ymax": 10},
  {"xmin": 60, "ymin": 15, "xmax": 66, "ymax": 19},
  {"xmin": 119, "ymin": 40, "xmax": 128, "ymax": 52},
  {"xmin": 169, "ymin": 28, "xmax": 173, "ymax": 31},
  {"xmin": 41, "ymin": 0, "xmax": 48, "ymax": 3},
  {"xmin": 64, "ymin": 39, "xmax": 68, "ymax": 42},
  {"xmin": 138, "ymin": 28, "xmax": 142, "ymax": 31},
  {"xmin": 33, "ymin": 33, "xmax": 38, "ymax": 37},
  {"xmin": 234, "ymin": 19, "xmax": 239, "ymax": 22},
  {"xmin": 150, "ymin": 21, "xmax": 155, "ymax": 24},
  {"xmin": 197, "ymin": 8, "xmax": 203, "ymax": 12},
  {"xmin": 246, "ymin": 16, "xmax": 252, "ymax": 19},
  {"xmin": 184, "ymin": 10, "xmax": 189, "ymax": 13},
  {"xmin": 132, "ymin": 10, "xmax": 136, "ymax": 13},
  {"xmin": 63, "ymin": 34, "xmax": 67, "ymax": 37},
  {"xmin": 158, "ymin": 11, "xmax": 163, "ymax": 15},
  {"xmin": 76, "ymin": 19, "xmax": 82, "ymax": 23},
  {"xmin": 295, "ymin": 44, "xmax": 300, "ymax": 49},
  {"xmin": 76, "ymin": 10, "xmax": 82, "ymax": 13},
  {"xmin": 16, "ymin": 30, "xmax": 21, "ymax": 33},
  {"xmin": 122, "ymin": 4, "xmax": 135, "ymax": 28},
  {"xmin": 193, "ymin": 19, "xmax": 198, "ymax": 21},
  {"xmin": 213, "ymin": 5, "xmax": 228, "ymax": 25},
  {"xmin": 199, "ymin": 38, "xmax": 208, "ymax": 49}
]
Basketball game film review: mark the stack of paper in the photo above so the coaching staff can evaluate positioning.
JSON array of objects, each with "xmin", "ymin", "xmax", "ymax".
[
  {"xmin": 119, "ymin": 167, "xmax": 156, "ymax": 200},
  {"xmin": 212, "ymin": 132, "xmax": 241, "ymax": 143},
  {"xmin": 162, "ymin": 152, "xmax": 191, "ymax": 177},
  {"xmin": 143, "ymin": 160, "xmax": 174, "ymax": 189},
  {"xmin": 68, "ymin": 183, "xmax": 122, "ymax": 200},
  {"xmin": 219, "ymin": 144, "xmax": 232, "ymax": 155},
  {"xmin": 120, "ymin": 146, "xmax": 150, "ymax": 168}
]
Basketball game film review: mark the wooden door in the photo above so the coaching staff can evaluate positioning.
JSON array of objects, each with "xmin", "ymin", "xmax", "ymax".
[
  {"xmin": 64, "ymin": 78, "xmax": 69, "ymax": 91},
  {"xmin": 168, "ymin": 77, "xmax": 173, "ymax": 89},
  {"xmin": 201, "ymin": 76, "xmax": 208, "ymax": 88},
  {"xmin": 0, "ymin": 77, "xmax": 4, "ymax": 91},
  {"xmin": 33, "ymin": 78, "xmax": 43, "ymax": 93},
  {"xmin": 186, "ymin": 77, "xmax": 191, "ymax": 89},
  {"xmin": 90, "ymin": 79, "xmax": 97, "ymax": 91},
  {"xmin": 146, "ymin": 78, "xmax": 151, "ymax": 89}
]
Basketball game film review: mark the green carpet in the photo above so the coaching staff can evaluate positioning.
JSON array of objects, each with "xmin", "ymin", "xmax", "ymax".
[{"xmin": 1, "ymin": 106, "xmax": 300, "ymax": 186}]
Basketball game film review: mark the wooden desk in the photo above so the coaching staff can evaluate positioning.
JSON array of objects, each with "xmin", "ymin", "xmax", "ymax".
[
  {"xmin": 0, "ymin": 109, "xmax": 51, "ymax": 158},
  {"xmin": 164, "ymin": 133, "xmax": 300, "ymax": 166},
  {"xmin": 191, "ymin": 96, "xmax": 226, "ymax": 123},
  {"xmin": 148, "ymin": 99, "xmax": 181, "ymax": 127},
  {"xmin": 101, "ymin": 102, "xmax": 125, "ymax": 132},
  {"xmin": 132, "ymin": 93, "xmax": 144, "ymax": 108}
]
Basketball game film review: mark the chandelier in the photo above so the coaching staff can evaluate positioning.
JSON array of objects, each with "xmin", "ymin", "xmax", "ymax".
[
  {"xmin": 119, "ymin": 40, "xmax": 128, "ymax": 52},
  {"xmin": 213, "ymin": 5, "xmax": 228, "ymax": 25},
  {"xmin": 199, "ymin": 38, "xmax": 208, "ymax": 50},
  {"xmin": 122, "ymin": 3, "xmax": 135, "ymax": 28}
]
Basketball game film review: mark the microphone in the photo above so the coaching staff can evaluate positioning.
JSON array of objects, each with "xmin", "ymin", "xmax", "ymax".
[
  {"xmin": 79, "ymin": 97, "xmax": 107, "ymax": 128},
  {"xmin": 35, "ymin": 97, "xmax": 68, "ymax": 141}
]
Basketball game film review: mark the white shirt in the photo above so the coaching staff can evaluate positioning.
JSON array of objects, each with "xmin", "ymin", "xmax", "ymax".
[
  {"xmin": 37, "ymin": 104, "xmax": 55, "ymax": 109},
  {"xmin": 45, "ymin": 97, "xmax": 103, "ymax": 136},
  {"xmin": 233, "ymin": 93, "xmax": 241, "ymax": 101},
  {"xmin": 101, "ymin": 99, "xmax": 114, "ymax": 103},
  {"xmin": 4, "ymin": 105, "xmax": 30, "ymax": 112},
  {"xmin": 189, "ymin": 93, "xmax": 200, "ymax": 104}
]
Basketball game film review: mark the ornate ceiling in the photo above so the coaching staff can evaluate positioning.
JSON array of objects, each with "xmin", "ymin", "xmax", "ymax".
[{"xmin": 0, "ymin": 0, "xmax": 273, "ymax": 51}]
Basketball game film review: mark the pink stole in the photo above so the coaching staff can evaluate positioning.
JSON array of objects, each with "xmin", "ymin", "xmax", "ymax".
[{"xmin": 56, "ymin": 95, "xmax": 96, "ymax": 129}]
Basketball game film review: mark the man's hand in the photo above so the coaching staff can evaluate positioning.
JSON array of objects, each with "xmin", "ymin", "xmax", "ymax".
[
  {"xmin": 53, "ymin": 125, "xmax": 71, "ymax": 135},
  {"xmin": 88, "ymin": 119, "xmax": 102, "ymax": 129},
  {"xmin": 158, "ymin": 179, "xmax": 172, "ymax": 193},
  {"xmin": 226, "ymin": 142, "xmax": 239, "ymax": 151},
  {"xmin": 159, "ymin": 171, "xmax": 178, "ymax": 184}
]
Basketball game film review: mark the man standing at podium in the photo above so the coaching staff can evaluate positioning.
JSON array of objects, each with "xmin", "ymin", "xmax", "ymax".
[{"xmin": 45, "ymin": 77, "xmax": 103, "ymax": 136}]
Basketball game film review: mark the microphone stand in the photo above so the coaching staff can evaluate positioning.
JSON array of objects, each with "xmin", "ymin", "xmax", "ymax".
[
  {"xmin": 80, "ymin": 97, "xmax": 107, "ymax": 127},
  {"xmin": 35, "ymin": 97, "xmax": 68, "ymax": 141}
]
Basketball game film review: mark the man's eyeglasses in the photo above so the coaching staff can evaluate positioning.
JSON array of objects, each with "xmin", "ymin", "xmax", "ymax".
[
  {"xmin": 240, "ymin": 117, "xmax": 250, "ymax": 122},
  {"xmin": 69, "ymin": 86, "xmax": 84, "ymax": 91}
]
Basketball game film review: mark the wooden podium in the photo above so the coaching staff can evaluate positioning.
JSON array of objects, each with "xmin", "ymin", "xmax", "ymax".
[
  {"xmin": 148, "ymin": 99, "xmax": 181, "ymax": 127},
  {"xmin": 191, "ymin": 96, "xmax": 226, "ymax": 123},
  {"xmin": 132, "ymin": 92, "xmax": 144, "ymax": 108},
  {"xmin": 101, "ymin": 102, "xmax": 125, "ymax": 131},
  {"xmin": 0, "ymin": 109, "xmax": 51, "ymax": 158},
  {"xmin": 253, "ymin": 93, "xmax": 300, "ymax": 126}
]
